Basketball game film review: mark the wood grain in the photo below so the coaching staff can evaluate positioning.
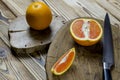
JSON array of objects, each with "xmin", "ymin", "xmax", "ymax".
[
  {"xmin": 46, "ymin": 19, "xmax": 120, "ymax": 80},
  {"xmin": 0, "ymin": 1, "xmax": 15, "ymax": 20},
  {"xmin": 45, "ymin": 0, "xmax": 120, "ymax": 26},
  {"xmin": 9, "ymin": 15, "xmax": 65, "ymax": 54},
  {"xmin": 96, "ymin": 0, "xmax": 120, "ymax": 20},
  {"xmin": 0, "ymin": 21, "xmax": 47, "ymax": 80},
  {"xmin": 0, "ymin": 0, "xmax": 120, "ymax": 80},
  {"xmin": 0, "ymin": 27, "xmax": 37, "ymax": 80},
  {"xmin": 2, "ymin": 0, "xmax": 32, "ymax": 16},
  {"xmin": 0, "ymin": 1, "xmax": 52, "ymax": 80}
]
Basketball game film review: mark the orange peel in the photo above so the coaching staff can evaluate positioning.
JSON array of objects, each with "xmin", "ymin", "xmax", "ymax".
[
  {"xmin": 51, "ymin": 48, "xmax": 75, "ymax": 75},
  {"xmin": 70, "ymin": 18, "xmax": 103, "ymax": 46}
]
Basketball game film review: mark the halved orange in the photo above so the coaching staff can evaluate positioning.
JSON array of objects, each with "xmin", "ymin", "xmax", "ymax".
[
  {"xmin": 51, "ymin": 48, "xmax": 75, "ymax": 75},
  {"xmin": 70, "ymin": 18, "xmax": 103, "ymax": 46}
]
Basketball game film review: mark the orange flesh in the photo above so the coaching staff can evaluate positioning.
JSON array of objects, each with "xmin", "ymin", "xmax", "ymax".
[
  {"xmin": 55, "ymin": 51, "xmax": 74, "ymax": 73},
  {"xmin": 72, "ymin": 20, "xmax": 85, "ymax": 38},
  {"xmin": 72, "ymin": 19, "xmax": 101, "ymax": 39},
  {"xmin": 89, "ymin": 21, "xmax": 101, "ymax": 39}
]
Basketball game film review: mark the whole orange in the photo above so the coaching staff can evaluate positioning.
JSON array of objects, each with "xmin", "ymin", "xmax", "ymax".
[{"xmin": 26, "ymin": 2, "xmax": 52, "ymax": 30}]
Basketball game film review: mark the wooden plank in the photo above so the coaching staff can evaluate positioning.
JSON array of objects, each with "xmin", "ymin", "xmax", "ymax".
[
  {"xmin": 115, "ymin": 0, "xmax": 120, "ymax": 3},
  {"xmin": 0, "ymin": 1, "xmax": 50, "ymax": 79},
  {"xmin": 44, "ymin": 0, "xmax": 120, "ymax": 26},
  {"xmin": 109, "ymin": 0, "xmax": 120, "ymax": 11},
  {"xmin": 46, "ymin": 19, "xmax": 120, "ymax": 80},
  {"xmin": 0, "ymin": 38, "xmax": 38, "ymax": 80},
  {"xmin": 9, "ymin": 15, "xmax": 65, "ymax": 54},
  {"xmin": 0, "ymin": 20, "xmax": 46, "ymax": 80},
  {"xmin": 1, "ymin": 0, "xmax": 32, "ymax": 16},
  {"xmin": 96, "ymin": 0, "xmax": 120, "ymax": 22},
  {"xmin": 0, "ymin": 1, "xmax": 15, "ymax": 20},
  {"xmin": 0, "ymin": 21, "xmax": 37, "ymax": 80},
  {"xmin": 44, "ymin": 0, "xmax": 80, "ymax": 20},
  {"xmin": 17, "ymin": 53, "xmax": 46, "ymax": 80},
  {"xmin": 0, "ymin": 8, "xmax": 47, "ymax": 79},
  {"xmin": 1, "ymin": 0, "xmax": 49, "ymax": 17},
  {"xmin": 0, "ymin": 0, "xmax": 120, "ymax": 80},
  {"xmin": 0, "ymin": 22, "xmax": 10, "ymax": 47}
]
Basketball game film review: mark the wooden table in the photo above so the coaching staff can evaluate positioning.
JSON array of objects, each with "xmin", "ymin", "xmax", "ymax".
[{"xmin": 0, "ymin": 0, "xmax": 120, "ymax": 80}]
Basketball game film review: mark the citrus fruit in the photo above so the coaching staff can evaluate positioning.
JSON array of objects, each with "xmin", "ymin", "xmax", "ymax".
[
  {"xmin": 26, "ymin": 1, "xmax": 52, "ymax": 30},
  {"xmin": 70, "ymin": 18, "xmax": 103, "ymax": 46},
  {"xmin": 51, "ymin": 48, "xmax": 75, "ymax": 75}
]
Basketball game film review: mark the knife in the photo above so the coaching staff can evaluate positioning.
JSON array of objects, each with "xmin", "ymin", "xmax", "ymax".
[{"xmin": 103, "ymin": 13, "xmax": 114, "ymax": 80}]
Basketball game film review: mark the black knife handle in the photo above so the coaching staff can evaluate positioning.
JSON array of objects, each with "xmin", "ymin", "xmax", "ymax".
[{"xmin": 103, "ymin": 69, "xmax": 112, "ymax": 80}]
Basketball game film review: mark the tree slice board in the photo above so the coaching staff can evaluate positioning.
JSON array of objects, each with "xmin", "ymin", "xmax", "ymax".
[
  {"xmin": 9, "ymin": 15, "xmax": 65, "ymax": 54},
  {"xmin": 46, "ymin": 19, "xmax": 120, "ymax": 80}
]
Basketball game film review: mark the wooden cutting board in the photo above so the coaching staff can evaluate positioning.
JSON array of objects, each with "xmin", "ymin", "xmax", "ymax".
[
  {"xmin": 46, "ymin": 19, "xmax": 120, "ymax": 80},
  {"xmin": 9, "ymin": 15, "xmax": 65, "ymax": 54}
]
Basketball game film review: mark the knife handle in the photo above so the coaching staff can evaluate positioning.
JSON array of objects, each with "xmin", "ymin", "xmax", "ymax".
[{"xmin": 103, "ymin": 69, "xmax": 112, "ymax": 80}]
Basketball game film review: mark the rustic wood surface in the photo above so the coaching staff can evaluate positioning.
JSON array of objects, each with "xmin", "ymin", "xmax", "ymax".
[
  {"xmin": 0, "ymin": 20, "xmax": 46, "ymax": 80},
  {"xmin": 9, "ymin": 15, "xmax": 65, "ymax": 54},
  {"xmin": 46, "ymin": 19, "xmax": 120, "ymax": 80},
  {"xmin": 0, "ymin": 0, "xmax": 120, "ymax": 80}
]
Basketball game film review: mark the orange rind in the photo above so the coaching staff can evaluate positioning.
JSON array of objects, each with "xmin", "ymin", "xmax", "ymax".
[
  {"xmin": 51, "ymin": 48, "xmax": 75, "ymax": 75},
  {"xmin": 70, "ymin": 18, "xmax": 103, "ymax": 46}
]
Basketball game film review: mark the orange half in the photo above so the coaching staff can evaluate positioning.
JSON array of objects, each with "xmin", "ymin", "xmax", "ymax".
[
  {"xmin": 70, "ymin": 18, "xmax": 103, "ymax": 46},
  {"xmin": 51, "ymin": 48, "xmax": 75, "ymax": 75}
]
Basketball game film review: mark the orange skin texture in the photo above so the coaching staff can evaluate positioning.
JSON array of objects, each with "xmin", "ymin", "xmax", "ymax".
[
  {"xmin": 26, "ymin": 2, "xmax": 52, "ymax": 30},
  {"xmin": 72, "ymin": 36, "xmax": 100, "ymax": 46}
]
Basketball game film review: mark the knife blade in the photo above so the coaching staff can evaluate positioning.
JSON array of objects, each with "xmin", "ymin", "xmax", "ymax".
[{"xmin": 103, "ymin": 13, "xmax": 114, "ymax": 80}]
